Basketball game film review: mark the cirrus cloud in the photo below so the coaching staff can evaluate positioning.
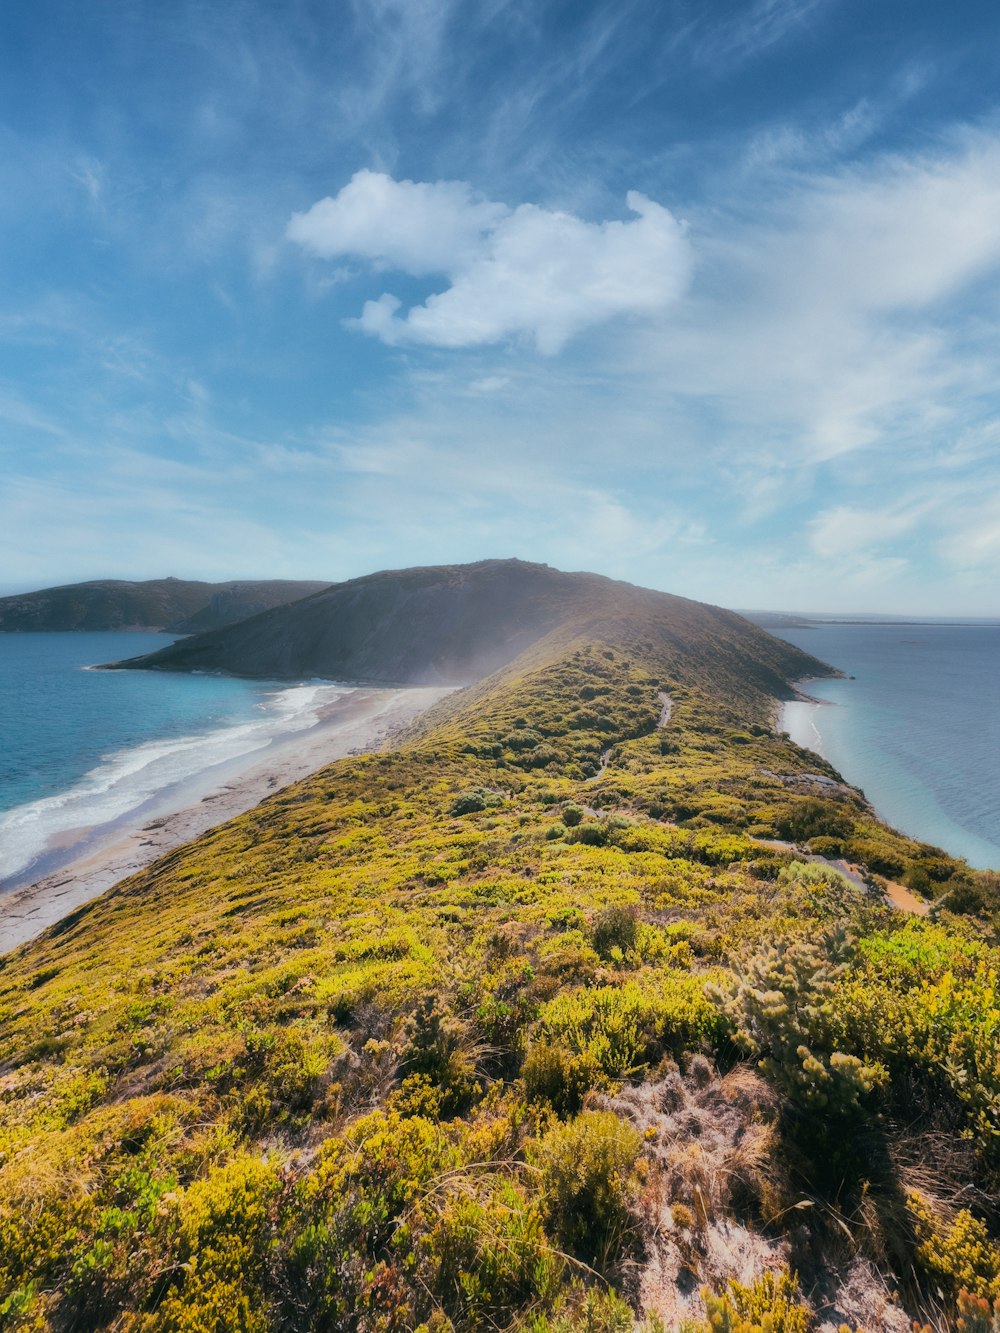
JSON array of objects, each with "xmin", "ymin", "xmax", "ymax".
[{"xmin": 287, "ymin": 171, "xmax": 693, "ymax": 354}]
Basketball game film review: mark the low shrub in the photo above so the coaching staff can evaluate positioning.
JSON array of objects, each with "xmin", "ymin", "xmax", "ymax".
[
  {"xmin": 451, "ymin": 788, "xmax": 505, "ymax": 816},
  {"xmin": 711, "ymin": 928, "xmax": 885, "ymax": 1118},
  {"xmin": 700, "ymin": 1268, "xmax": 810, "ymax": 1333},
  {"xmin": 530, "ymin": 1110, "xmax": 642, "ymax": 1273}
]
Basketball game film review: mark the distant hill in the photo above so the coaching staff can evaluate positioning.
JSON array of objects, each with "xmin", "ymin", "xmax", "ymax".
[
  {"xmin": 739, "ymin": 610, "xmax": 817, "ymax": 629},
  {"xmin": 107, "ymin": 558, "xmax": 828, "ymax": 696},
  {"xmin": 0, "ymin": 577, "xmax": 331, "ymax": 633}
]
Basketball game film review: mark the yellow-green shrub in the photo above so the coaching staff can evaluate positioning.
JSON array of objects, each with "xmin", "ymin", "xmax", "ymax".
[
  {"xmin": 700, "ymin": 1269, "xmax": 811, "ymax": 1333},
  {"xmin": 910, "ymin": 1196, "xmax": 1000, "ymax": 1303},
  {"xmin": 529, "ymin": 1110, "xmax": 642, "ymax": 1273}
]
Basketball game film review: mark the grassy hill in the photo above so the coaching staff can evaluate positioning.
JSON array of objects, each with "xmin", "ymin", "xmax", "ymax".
[
  {"xmin": 0, "ymin": 578, "xmax": 330, "ymax": 634},
  {"xmin": 1, "ymin": 566, "xmax": 998, "ymax": 1331}
]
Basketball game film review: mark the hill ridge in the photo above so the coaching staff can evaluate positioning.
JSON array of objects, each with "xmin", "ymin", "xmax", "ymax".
[
  {"xmin": 0, "ymin": 577, "xmax": 332, "ymax": 634},
  {"xmin": 105, "ymin": 557, "xmax": 829, "ymax": 691}
]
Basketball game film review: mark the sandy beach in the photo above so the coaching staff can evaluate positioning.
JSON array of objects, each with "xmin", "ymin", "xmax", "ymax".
[{"xmin": 0, "ymin": 685, "xmax": 450, "ymax": 954}]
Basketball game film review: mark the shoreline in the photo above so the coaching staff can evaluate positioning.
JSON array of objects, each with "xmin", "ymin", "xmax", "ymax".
[
  {"xmin": 0, "ymin": 685, "xmax": 451, "ymax": 955},
  {"xmin": 779, "ymin": 678, "xmax": 1000, "ymax": 872}
]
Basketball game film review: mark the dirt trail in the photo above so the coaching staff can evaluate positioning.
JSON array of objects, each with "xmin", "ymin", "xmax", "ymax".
[
  {"xmin": 881, "ymin": 879, "xmax": 930, "ymax": 916},
  {"xmin": 756, "ymin": 839, "xmax": 929, "ymax": 916}
]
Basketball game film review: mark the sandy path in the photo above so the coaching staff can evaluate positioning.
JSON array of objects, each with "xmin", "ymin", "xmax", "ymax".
[
  {"xmin": 881, "ymin": 879, "xmax": 930, "ymax": 916},
  {"xmin": 0, "ymin": 685, "xmax": 450, "ymax": 955}
]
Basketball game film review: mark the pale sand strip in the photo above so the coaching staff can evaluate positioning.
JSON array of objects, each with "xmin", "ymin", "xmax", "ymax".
[{"xmin": 0, "ymin": 686, "xmax": 451, "ymax": 955}]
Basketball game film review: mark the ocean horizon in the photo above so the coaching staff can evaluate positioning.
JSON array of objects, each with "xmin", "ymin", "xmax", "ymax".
[{"xmin": 773, "ymin": 619, "xmax": 1000, "ymax": 871}]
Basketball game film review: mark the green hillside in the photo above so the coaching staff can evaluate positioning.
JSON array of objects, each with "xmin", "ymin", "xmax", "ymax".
[{"xmin": 1, "ymin": 580, "xmax": 997, "ymax": 1331}]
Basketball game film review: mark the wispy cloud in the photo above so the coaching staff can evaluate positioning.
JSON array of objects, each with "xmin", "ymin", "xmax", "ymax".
[{"xmin": 688, "ymin": 0, "xmax": 834, "ymax": 68}]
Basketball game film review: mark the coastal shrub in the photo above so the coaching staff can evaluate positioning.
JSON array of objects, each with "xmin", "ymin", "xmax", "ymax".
[
  {"xmin": 278, "ymin": 1110, "xmax": 455, "ymax": 1328},
  {"xmin": 530, "ymin": 1110, "xmax": 642, "ymax": 1272},
  {"xmin": 566, "ymin": 822, "xmax": 608, "ymax": 846},
  {"xmin": 910, "ymin": 1196, "xmax": 1000, "ymax": 1303},
  {"xmin": 561, "ymin": 802, "xmax": 584, "ymax": 827},
  {"xmin": 151, "ymin": 1155, "xmax": 281, "ymax": 1333},
  {"xmin": 712, "ymin": 928, "xmax": 886, "ymax": 1117},
  {"xmin": 807, "ymin": 835, "xmax": 844, "ymax": 858},
  {"xmin": 525, "ymin": 976, "xmax": 721, "ymax": 1111},
  {"xmin": 450, "ymin": 788, "xmax": 505, "ymax": 816},
  {"xmin": 403, "ymin": 994, "xmax": 481, "ymax": 1115},
  {"xmin": 832, "ymin": 923, "xmax": 1000, "ymax": 1148},
  {"xmin": 846, "ymin": 838, "xmax": 904, "ymax": 878},
  {"xmin": 700, "ymin": 1269, "xmax": 810, "ymax": 1333},
  {"xmin": 776, "ymin": 798, "xmax": 853, "ymax": 844},
  {"xmin": 503, "ymin": 728, "xmax": 544, "ymax": 752},
  {"xmin": 528, "ymin": 1284, "xmax": 637, "ymax": 1332},
  {"xmin": 410, "ymin": 1174, "xmax": 562, "ymax": 1328},
  {"xmin": 591, "ymin": 905, "xmax": 638, "ymax": 959}
]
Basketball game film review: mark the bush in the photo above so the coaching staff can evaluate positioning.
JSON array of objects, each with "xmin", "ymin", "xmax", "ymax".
[
  {"xmin": 524, "ymin": 976, "xmax": 721, "ymax": 1112},
  {"xmin": 591, "ymin": 906, "xmax": 637, "ymax": 959},
  {"xmin": 911, "ymin": 1195, "xmax": 1000, "ymax": 1303},
  {"xmin": 451, "ymin": 788, "xmax": 505, "ymax": 816},
  {"xmin": 777, "ymin": 798, "xmax": 852, "ymax": 844},
  {"xmin": 566, "ymin": 823, "xmax": 607, "ymax": 846},
  {"xmin": 807, "ymin": 835, "xmax": 844, "ymax": 858},
  {"xmin": 700, "ymin": 1268, "xmax": 810, "ymax": 1333},
  {"xmin": 530, "ymin": 1111, "xmax": 642, "ymax": 1272},
  {"xmin": 561, "ymin": 802, "xmax": 584, "ymax": 828},
  {"xmin": 712, "ymin": 928, "xmax": 885, "ymax": 1118}
]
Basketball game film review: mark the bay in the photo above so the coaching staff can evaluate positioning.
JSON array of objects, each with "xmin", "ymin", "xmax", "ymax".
[{"xmin": 0, "ymin": 633, "xmax": 348, "ymax": 888}]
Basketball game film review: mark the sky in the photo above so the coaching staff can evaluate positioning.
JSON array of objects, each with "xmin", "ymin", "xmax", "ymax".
[{"xmin": 2, "ymin": 0, "xmax": 1000, "ymax": 613}]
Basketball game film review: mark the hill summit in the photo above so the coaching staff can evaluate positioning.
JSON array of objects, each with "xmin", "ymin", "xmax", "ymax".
[{"xmin": 108, "ymin": 557, "xmax": 823, "ymax": 696}]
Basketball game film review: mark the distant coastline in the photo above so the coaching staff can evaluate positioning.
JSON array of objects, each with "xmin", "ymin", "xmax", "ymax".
[{"xmin": 774, "ymin": 621, "xmax": 1000, "ymax": 871}]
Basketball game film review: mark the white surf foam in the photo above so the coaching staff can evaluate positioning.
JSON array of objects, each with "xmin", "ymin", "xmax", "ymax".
[{"xmin": 0, "ymin": 683, "xmax": 351, "ymax": 887}]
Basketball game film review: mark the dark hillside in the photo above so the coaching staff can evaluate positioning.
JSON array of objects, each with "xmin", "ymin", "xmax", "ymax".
[
  {"xmin": 0, "ymin": 577, "xmax": 330, "ymax": 633},
  {"xmin": 107, "ymin": 558, "xmax": 828, "ymax": 691}
]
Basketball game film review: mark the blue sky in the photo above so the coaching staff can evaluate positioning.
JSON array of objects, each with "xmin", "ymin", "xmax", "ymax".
[{"xmin": 2, "ymin": 0, "xmax": 1000, "ymax": 612}]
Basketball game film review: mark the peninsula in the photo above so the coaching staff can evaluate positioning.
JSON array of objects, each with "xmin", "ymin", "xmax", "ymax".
[{"xmin": 1, "ymin": 559, "xmax": 997, "ymax": 1331}]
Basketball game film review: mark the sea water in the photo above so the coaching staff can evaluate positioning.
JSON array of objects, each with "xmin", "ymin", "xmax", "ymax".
[
  {"xmin": 773, "ymin": 621, "xmax": 1000, "ymax": 871},
  {"xmin": 0, "ymin": 633, "xmax": 350, "ymax": 888}
]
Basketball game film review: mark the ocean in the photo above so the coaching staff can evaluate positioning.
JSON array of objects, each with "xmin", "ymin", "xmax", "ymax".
[
  {"xmin": 0, "ymin": 633, "xmax": 352, "ymax": 890},
  {"xmin": 772, "ymin": 620, "xmax": 1000, "ymax": 871}
]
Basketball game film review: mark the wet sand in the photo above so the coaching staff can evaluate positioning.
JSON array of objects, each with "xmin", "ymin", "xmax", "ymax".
[{"xmin": 0, "ymin": 685, "xmax": 450, "ymax": 954}]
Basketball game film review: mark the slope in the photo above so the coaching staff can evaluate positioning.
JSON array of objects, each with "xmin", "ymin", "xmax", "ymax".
[
  {"xmin": 1, "ymin": 589, "xmax": 997, "ymax": 1332},
  {"xmin": 106, "ymin": 557, "xmax": 825, "ymax": 690},
  {"xmin": 0, "ymin": 578, "xmax": 331, "ymax": 633}
]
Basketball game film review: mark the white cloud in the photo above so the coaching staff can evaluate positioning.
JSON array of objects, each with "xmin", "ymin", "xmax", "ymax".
[
  {"xmin": 807, "ymin": 503, "xmax": 922, "ymax": 559},
  {"xmin": 287, "ymin": 169, "xmax": 508, "ymax": 274},
  {"xmin": 288, "ymin": 172, "xmax": 693, "ymax": 353},
  {"xmin": 610, "ymin": 127, "xmax": 1000, "ymax": 477}
]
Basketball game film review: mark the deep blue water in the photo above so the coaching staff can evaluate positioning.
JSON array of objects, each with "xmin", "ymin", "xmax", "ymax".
[
  {"xmin": 774, "ymin": 621, "xmax": 1000, "ymax": 870},
  {"xmin": 0, "ymin": 633, "xmax": 346, "ymax": 887}
]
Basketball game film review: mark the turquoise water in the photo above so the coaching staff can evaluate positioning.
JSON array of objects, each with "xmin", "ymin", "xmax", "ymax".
[
  {"xmin": 0, "ymin": 633, "xmax": 349, "ymax": 887},
  {"xmin": 773, "ymin": 621, "xmax": 1000, "ymax": 870}
]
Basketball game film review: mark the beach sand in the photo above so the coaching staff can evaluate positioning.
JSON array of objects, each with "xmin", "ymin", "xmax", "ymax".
[{"xmin": 0, "ymin": 685, "xmax": 451, "ymax": 955}]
